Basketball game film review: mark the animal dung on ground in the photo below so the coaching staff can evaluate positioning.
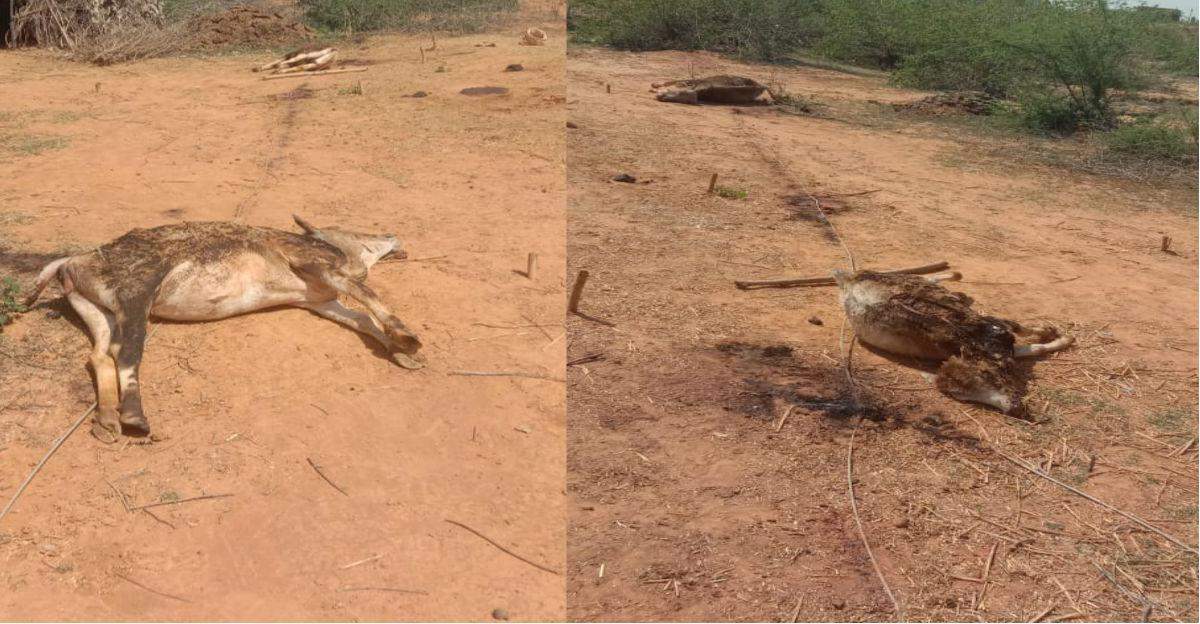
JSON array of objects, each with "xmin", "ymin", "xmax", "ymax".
[
  {"xmin": 833, "ymin": 270, "xmax": 1073, "ymax": 414},
  {"xmin": 504, "ymin": 64, "xmax": 524, "ymax": 72},
  {"xmin": 520, "ymin": 28, "xmax": 547, "ymax": 46},
  {"xmin": 612, "ymin": 173, "xmax": 637, "ymax": 183},
  {"xmin": 461, "ymin": 86, "xmax": 509, "ymax": 96},
  {"xmin": 406, "ymin": 91, "xmax": 429, "ymax": 98},
  {"xmin": 652, "ymin": 75, "xmax": 769, "ymax": 106}
]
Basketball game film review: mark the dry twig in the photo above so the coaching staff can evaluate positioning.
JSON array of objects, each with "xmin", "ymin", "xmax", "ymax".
[
  {"xmin": 307, "ymin": 457, "xmax": 349, "ymax": 496},
  {"xmin": 0, "ymin": 403, "xmax": 95, "ymax": 525},
  {"xmin": 445, "ymin": 519, "xmax": 561, "ymax": 575}
]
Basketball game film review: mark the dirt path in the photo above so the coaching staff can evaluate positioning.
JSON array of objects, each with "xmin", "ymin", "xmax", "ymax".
[
  {"xmin": 566, "ymin": 47, "xmax": 1197, "ymax": 622},
  {"xmin": 0, "ymin": 21, "xmax": 565, "ymax": 621}
]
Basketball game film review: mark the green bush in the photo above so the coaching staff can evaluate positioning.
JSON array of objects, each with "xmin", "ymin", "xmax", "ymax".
[
  {"xmin": 299, "ymin": 0, "xmax": 517, "ymax": 33},
  {"xmin": 1103, "ymin": 120, "xmax": 1198, "ymax": 163},
  {"xmin": 0, "ymin": 277, "xmax": 24, "ymax": 327},
  {"xmin": 1016, "ymin": 91, "xmax": 1089, "ymax": 136},
  {"xmin": 569, "ymin": 0, "xmax": 820, "ymax": 61}
]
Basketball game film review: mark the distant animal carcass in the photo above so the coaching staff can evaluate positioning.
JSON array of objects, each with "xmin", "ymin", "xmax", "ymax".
[
  {"xmin": 651, "ymin": 75, "xmax": 769, "ymax": 105},
  {"xmin": 25, "ymin": 217, "xmax": 423, "ymax": 443}
]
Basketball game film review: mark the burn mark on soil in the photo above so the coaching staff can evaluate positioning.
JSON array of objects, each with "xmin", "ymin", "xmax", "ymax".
[{"xmin": 714, "ymin": 341, "xmax": 889, "ymax": 423}]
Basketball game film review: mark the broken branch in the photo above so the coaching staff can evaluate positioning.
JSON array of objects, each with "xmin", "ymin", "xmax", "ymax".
[{"xmin": 734, "ymin": 261, "xmax": 950, "ymax": 290}]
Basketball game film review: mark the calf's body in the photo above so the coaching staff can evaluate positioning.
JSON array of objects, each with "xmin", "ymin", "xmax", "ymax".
[{"xmin": 26, "ymin": 217, "xmax": 422, "ymax": 443}]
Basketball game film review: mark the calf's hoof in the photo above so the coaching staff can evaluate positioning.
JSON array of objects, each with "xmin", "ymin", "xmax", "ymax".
[
  {"xmin": 392, "ymin": 351, "xmax": 426, "ymax": 370},
  {"xmin": 91, "ymin": 420, "xmax": 121, "ymax": 444},
  {"xmin": 91, "ymin": 408, "xmax": 121, "ymax": 444},
  {"xmin": 119, "ymin": 413, "xmax": 151, "ymax": 437},
  {"xmin": 385, "ymin": 325, "xmax": 422, "ymax": 355}
]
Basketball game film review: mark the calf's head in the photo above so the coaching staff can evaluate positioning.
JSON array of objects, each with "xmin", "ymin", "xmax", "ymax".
[{"xmin": 294, "ymin": 215, "xmax": 405, "ymax": 269}]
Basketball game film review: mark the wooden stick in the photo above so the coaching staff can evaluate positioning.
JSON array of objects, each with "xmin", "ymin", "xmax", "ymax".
[
  {"xmin": 735, "ymin": 261, "xmax": 950, "ymax": 290},
  {"xmin": 1032, "ymin": 603, "xmax": 1057, "ymax": 622},
  {"xmin": 445, "ymin": 519, "xmax": 561, "ymax": 575},
  {"xmin": 128, "ymin": 493, "xmax": 234, "ymax": 512},
  {"xmin": 307, "ymin": 457, "xmax": 349, "ymax": 496},
  {"xmin": 262, "ymin": 67, "xmax": 368, "ymax": 81},
  {"xmin": 339, "ymin": 554, "xmax": 382, "ymax": 570},
  {"xmin": 0, "ymin": 403, "xmax": 94, "ymax": 525},
  {"xmin": 115, "ymin": 572, "xmax": 192, "ymax": 602},
  {"xmin": 567, "ymin": 270, "xmax": 590, "ymax": 312},
  {"xmin": 338, "ymin": 585, "xmax": 427, "ymax": 595},
  {"xmin": 998, "ymin": 451, "xmax": 1196, "ymax": 554},
  {"xmin": 449, "ymin": 370, "xmax": 564, "ymax": 382},
  {"xmin": 525, "ymin": 252, "xmax": 537, "ymax": 280},
  {"xmin": 708, "ymin": 173, "xmax": 718, "ymax": 194}
]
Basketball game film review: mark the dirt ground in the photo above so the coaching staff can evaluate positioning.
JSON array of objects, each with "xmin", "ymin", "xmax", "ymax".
[
  {"xmin": 566, "ymin": 48, "xmax": 1198, "ymax": 622},
  {"xmin": 0, "ymin": 10, "xmax": 565, "ymax": 621}
]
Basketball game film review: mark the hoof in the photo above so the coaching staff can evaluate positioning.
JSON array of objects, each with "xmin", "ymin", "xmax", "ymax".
[
  {"xmin": 119, "ymin": 414, "xmax": 151, "ymax": 438},
  {"xmin": 91, "ymin": 421, "xmax": 120, "ymax": 444},
  {"xmin": 392, "ymin": 351, "xmax": 426, "ymax": 370}
]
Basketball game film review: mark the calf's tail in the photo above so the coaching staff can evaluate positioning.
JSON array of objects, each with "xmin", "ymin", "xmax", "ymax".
[{"xmin": 24, "ymin": 257, "xmax": 71, "ymax": 307}]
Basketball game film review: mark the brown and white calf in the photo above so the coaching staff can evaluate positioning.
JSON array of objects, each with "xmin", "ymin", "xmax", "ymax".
[{"xmin": 24, "ymin": 216, "xmax": 423, "ymax": 443}]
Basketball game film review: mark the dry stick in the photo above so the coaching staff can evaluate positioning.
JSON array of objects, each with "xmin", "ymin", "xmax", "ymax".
[
  {"xmin": 114, "ymin": 572, "xmax": 192, "ymax": 603},
  {"xmin": 525, "ymin": 252, "xmax": 538, "ymax": 280},
  {"xmin": 444, "ymin": 519, "xmax": 561, "ymax": 575},
  {"xmin": 339, "ymin": 586, "xmax": 427, "ymax": 595},
  {"xmin": 339, "ymin": 554, "xmax": 383, "ymax": 570},
  {"xmin": 262, "ymin": 67, "xmax": 368, "ymax": 80},
  {"xmin": 975, "ymin": 542, "xmax": 999, "ymax": 609},
  {"xmin": 735, "ymin": 261, "xmax": 949, "ymax": 290},
  {"xmin": 788, "ymin": 597, "xmax": 804, "ymax": 622},
  {"xmin": 567, "ymin": 269, "xmax": 590, "ymax": 313},
  {"xmin": 128, "ymin": 493, "xmax": 234, "ymax": 512},
  {"xmin": 307, "ymin": 457, "xmax": 349, "ymax": 496},
  {"xmin": 1032, "ymin": 603, "xmax": 1057, "ymax": 623},
  {"xmin": 997, "ymin": 451, "xmax": 1197, "ymax": 554},
  {"xmin": 0, "ymin": 403, "xmax": 95, "ymax": 525},
  {"xmin": 449, "ymin": 370, "xmax": 564, "ymax": 382},
  {"xmin": 708, "ymin": 173, "xmax": 719, "ymax": 194}
]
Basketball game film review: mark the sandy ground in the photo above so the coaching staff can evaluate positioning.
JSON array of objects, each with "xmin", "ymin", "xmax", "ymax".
[
  {"xmin": 566, "ymin": 47, "xmax": 1197, "ymax": 622},
  {"xmin": 0, "ymin": 15, "xmax": 566, "ymax": 622}
]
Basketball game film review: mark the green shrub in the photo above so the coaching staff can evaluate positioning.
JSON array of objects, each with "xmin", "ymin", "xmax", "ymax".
[
  {"xmin": 1016, "ymin": 91, "xmax": 1088, "ymax": 136},
  {"xmin": 1103, "ymin": 121, "xmax": 1197, "ymax": 163},
  {"xmin": 0, "ymin": 277, "xmax": 25, "ymax": 327},
  {"xmin": 569, "ymin": 0, "xmax": 820, "ymax": 61},
  {"xmin": 299, "ymin": 0, "xmax": 517, "ymax": 33}
]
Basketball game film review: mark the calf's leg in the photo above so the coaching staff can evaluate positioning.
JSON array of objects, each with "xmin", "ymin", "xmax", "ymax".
[
  {"xmin": 296, "ymin": 265, "xmax": 421, "ymax": 355},
  {"xmin": 67, "ymin": 293, "xmax": 121, "ymax": 443},
  {"xmin": 112, "ymin": 300, "xmax": 153, "ymax": 436},
  {"xmin": 299, "ymin": 300, "xmax": 424, "ymax": 369}
]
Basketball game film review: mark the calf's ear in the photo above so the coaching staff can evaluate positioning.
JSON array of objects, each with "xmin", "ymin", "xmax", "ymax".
[{"xmin": 293, "ymin": 215, "xmax": 319, "ymax": 235}]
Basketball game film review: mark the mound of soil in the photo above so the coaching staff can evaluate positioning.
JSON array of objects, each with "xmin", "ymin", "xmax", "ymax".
[
  {"xmin": 189, "ymin": 5, "xmax": 314, "ymax": 49},
  {"xmin": 895, "ymin": 90, "xmax": 997, "ymax": 115}
]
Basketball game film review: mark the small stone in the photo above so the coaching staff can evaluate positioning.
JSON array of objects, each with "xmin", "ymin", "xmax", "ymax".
[
  {"xmin": 894, "ymin": 517, "xmax": 910, "ymax": 528},
  {"xmin": 514, "ymin": 424, "xmax": 531, "ymax": 434},
  {"xmin": 503, "ymin": 64, "xmax": 524, "ymax": 72},
  {"xmin": 807, "ymin": 316, "xmax": 823, "ymax": 326},
  {"xmin": 491, "ymin": 608, "xmax": 510, "ymax": 620},
  {"xmin": 410, "ymin": 91, "xmax": 428, "ymax": 98},
  {"xmin": 612, "ymin": 173, "xmax": 636, "ymax": 183},
  {"xmin": 566, "ymin": 121, "xmax": 578, "ymax": 129}
]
